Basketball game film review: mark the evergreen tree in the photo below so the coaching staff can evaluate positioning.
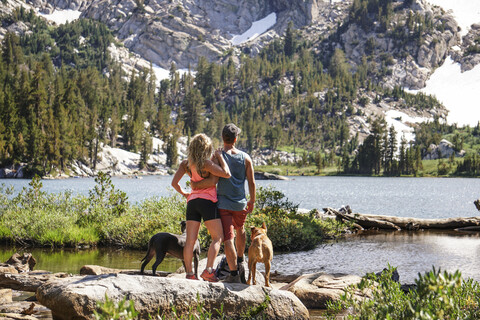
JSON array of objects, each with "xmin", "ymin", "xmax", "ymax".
[
  {"xmin": 165, "ymin": 134, "xmax": 178, "ymax": 168},
  {"xmin": 182, "ymin": 88, "xmax": 205, "ymax": 135},
  {"xmin": 385, "ymin": 125, "xmax": 397, "ymax": 175},
  {"xmin": 139, "ymin": 131, "xmax": 152, "ymax": 169},
  {"xmin": 284, "ymin": 21, "xmax": 296, "ymax": 58}
]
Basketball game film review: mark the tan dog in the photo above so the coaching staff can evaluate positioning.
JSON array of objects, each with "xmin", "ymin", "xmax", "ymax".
[{"xmin": 247, "ymin": 222, "xmax": 273, "ymax": 287}]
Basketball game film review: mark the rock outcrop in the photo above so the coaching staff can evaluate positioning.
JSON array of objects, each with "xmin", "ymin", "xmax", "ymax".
[
  {"xmin": 423, "ymin": 139, "xmax": 466, "ymax": 160},
  {"xmin": 254, "ymin": 171, "xmax": 289, "ymax": 180},
  {"xmin": 24, "ymin": 0, "xmax": 90, "ymax": 13},
  {"xmin": 1, "ymin": 253, "xmax": 36, "ymax": 273},
  {"xmin": 19, "ymin": 0, "xmax": 347, "ymax": 70},
  {"xmin": 0, "ymin": 271, "xmax": 72, "ymax": 292},
  {"xmin": 37, "ymin": 273, "xmax": 309, "ymax": 319},
  {"xmin": 280, "ymin": 272, "xmax": 364, "ymax": 309},
  {"xmin": 452, "ymin": 23, "xmax": 480, "ymax": 72},
  {"xmin": 336, "ymin": 0, "xmax": 460, "ymax": 90}
]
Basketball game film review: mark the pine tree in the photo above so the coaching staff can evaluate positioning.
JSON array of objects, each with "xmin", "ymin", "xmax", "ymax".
[
  {"xmin": 165, "ymin": 134, "xmax": 178, "ymax": 168},
  {"xmin": 139, "ymin": 131, "xmax": 152, "ymax": 169},
  {"xmin": 284, "ymin": 21, "xmax": 296, "ymax": 58},
  {"xmin": 385, "ymin": 125, "xmax": 397, "ymax": 175},
  {"xmin": 182, "ymin": 88, "xmax": 205, "ymax": 135}
]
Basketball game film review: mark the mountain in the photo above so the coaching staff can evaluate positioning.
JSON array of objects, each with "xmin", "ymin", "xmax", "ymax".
[
  {"xmin": 22, "ymin": 0, "xmax": 347, "ymax": 70},
  {"xmin": 0, "ymin": 0, "xmax": 479, "ymax": 178}
]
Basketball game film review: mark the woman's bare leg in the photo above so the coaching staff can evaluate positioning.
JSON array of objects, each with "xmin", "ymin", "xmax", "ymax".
[
  {"xmin": 184, "ymin": 220, "xmax": 201, "ymax": 274},
  {"xmin": 203, "ymin": 218, "xmax": 224, "ymax": 269}
]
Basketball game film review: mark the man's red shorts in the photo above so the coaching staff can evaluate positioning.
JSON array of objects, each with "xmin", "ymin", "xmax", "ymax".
[{"xmin": 219, "ymin": 208, "xmax": 248, "ymax": 241}]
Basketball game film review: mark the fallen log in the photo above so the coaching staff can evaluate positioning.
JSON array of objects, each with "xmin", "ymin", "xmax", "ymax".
[
  {"xmin": 325, "ymin": 207, "xmax": 480, "ymax": 231},
  {"xmin": 328, "ymin": 208, "xmax": 400, "ymax": 230}
]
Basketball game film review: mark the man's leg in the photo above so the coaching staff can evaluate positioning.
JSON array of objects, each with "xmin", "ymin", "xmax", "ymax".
[
  {"xmin": 224, "ymin": 238, "xmax": 238, "ymax": 272},
  {"xmin": 232, "ymin": 211, "xmax": 248, "ymax": 283},
  {"xmin": 235, "ymin": 225, "xmax": 246, "ymax": 260},
  {"xmin": 220, "ymin": 209, "xmax": 239, "ymax": 274}
]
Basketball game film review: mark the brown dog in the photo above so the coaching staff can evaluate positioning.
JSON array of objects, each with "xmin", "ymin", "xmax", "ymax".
[{"xmin": 247, "ymin": 222, "xmax": 273, "ymax": 287}]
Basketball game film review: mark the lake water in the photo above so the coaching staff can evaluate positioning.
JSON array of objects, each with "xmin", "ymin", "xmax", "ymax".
[
  {"xmin": 2, "ymin": 175, "xmax": 480, "ymax": 283},
  {"xmin": 3, "ymin": 175, "xmax": 480, "ymax": 218}
]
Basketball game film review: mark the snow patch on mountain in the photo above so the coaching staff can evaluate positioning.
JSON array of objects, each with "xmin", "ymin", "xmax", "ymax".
[
  {"xmin": 412, "ymin": 1, "xmax": 480, "ymax": 126},
  {"xmin": 427, "ymin": 0, "xmax": 480, "ymax": 36},
  {"xmin": 385, "ymin": 110, "xmax": 430, "ymax": 145},
  {"xmin": 230, "ymin": 13, "xmax": 276, "ymax": 45},
  {"xmin": 418, "ymin": 57, "xmax": 480, "ymax": 126},
  {"xmin": 38, "ymin": 9, "xmax": 81, "ymax": 25}
]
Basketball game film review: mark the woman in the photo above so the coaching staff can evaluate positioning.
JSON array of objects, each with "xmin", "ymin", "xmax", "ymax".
[{"xmin": 171, "ymin": 133, "xmax": 231, "ymax": 281}]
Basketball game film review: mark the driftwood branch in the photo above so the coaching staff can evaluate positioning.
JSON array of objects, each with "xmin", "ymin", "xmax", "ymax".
[
  {"xmin": 474, "ymin": 199, "xmax": 480, "ymax": 211},
  {"xmin": 324, "ymin": 207, "xmax": 480, "ymax": 231}
]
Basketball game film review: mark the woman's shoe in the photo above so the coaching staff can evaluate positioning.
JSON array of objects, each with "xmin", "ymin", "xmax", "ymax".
[
  {"xmin": 200, "ymin": 269, "xmax": 219, "ymax": 282},
  {"xmin": 186, "ymin": 274, "xmax": 198, "ymax": 280}
]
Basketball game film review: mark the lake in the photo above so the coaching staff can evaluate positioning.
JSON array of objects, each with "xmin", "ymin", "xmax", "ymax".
[
  {"xmin": 3, "ymin": 175, "xmax": 480, "ymax": 219},
  {"xmin": 2, "ymin": 175, "xmax": 480, "ymax": 283}
]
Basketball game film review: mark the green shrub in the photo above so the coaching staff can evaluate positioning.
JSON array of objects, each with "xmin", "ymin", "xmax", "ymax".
[
  {"xmin": 326, "ymin": 266, "xmax": 480, "ymax": 319},
  {"xmin": 94, "ymin": 294, "xmax": 138, "ymax": 320},
  {"xmin": 245, "ymin": 186, "xmax": 345, "ymax": 251},
  {"xmin": 98, "ymin": 196, "xmax": 185, "ymax": 248},
  {"xmin": 0, "ymin": 178, "xmax": 345, "ymax": 251}
]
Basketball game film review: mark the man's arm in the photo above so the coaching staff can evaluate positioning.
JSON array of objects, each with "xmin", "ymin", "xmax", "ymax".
[
  {"xmin": 245, "ymin": 154, "xmax": 256, "ymax": 213},
  {"xmin": 191, "ymin": 152, "xmax": 221, "ymax": 190}
]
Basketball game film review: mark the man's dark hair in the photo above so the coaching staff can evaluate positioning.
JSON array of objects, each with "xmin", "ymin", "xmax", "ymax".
[{"xmin": 222, "ymin": 123, "xmax": 241, "ymax": 144}]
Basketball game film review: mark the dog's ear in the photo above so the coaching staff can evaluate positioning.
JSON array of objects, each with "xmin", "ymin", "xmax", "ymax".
[
  {"xmin": 181, "ymin": 220, "xmax": 187, "ymax": 233},
  {"xmin": 250, "ymin": 226, "xmax": 256, "ymax": 232},
  {"xmin": 262, "ymin": 222, "xmax": 267, "ymax": 231}
]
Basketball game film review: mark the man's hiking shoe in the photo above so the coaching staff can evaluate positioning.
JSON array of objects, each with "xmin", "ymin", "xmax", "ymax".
[
  {"xmin": 223, "ymin": 273, "xmax": 242, "ymax": 283},
  {"xmin": 186, "ymin": 274, "xmax": 198, "ymax": 280},
  {"xmin": 201, "ymin": 269, "xmax": 218, "ymax": 282},
  {"xmin": 238, "ymin": 261, "xmax": 247, "ymax": 284}
]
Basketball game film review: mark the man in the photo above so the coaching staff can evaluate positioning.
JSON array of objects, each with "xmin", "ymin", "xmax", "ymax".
[{"xmin": 192, "ymin": 123, "xmax": 256, "ymax": 283}]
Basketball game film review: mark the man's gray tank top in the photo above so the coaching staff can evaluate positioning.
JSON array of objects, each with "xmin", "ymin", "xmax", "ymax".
[{"xmin": 217, "ymin": 150, "xmax": 247, "ymax": 211}]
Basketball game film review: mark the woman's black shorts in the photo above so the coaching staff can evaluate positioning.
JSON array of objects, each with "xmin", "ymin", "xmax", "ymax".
[{"xmin": 186, "ymin": 198, "xmax": 219, "ymax": 222}]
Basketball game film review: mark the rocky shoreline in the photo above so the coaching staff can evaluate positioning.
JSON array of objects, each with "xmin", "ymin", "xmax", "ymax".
[
  {"xmin": 0, "ymin": 135, "xmax": 464, "ymax": 180},
  {"xmin": 0, "ymin": 253, "xmax": 372, "ymax": 319}
]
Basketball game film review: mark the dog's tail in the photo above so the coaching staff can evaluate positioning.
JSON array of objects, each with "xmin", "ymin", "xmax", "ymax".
[{"xmin": 141, "ymin": 239, "xmax": 153, "ymax": 262}]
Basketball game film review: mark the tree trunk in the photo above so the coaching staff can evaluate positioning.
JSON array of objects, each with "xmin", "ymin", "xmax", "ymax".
[{"xmin": 325, "ymin": 207, "xmax": 480, "ymax": 230}]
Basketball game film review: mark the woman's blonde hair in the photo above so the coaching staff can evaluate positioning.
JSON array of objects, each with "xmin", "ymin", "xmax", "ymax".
[{"xmin": 187, "ymin": 133, "xmax": 214, "ymax": 176}]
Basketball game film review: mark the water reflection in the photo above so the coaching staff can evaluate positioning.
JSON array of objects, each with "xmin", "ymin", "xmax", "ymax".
[
  {"xmin": 1, "ymin": 231, "xmax": 479, "ymax": 284},
  {"xmin": 0, "ymin": 246, "xmax": 183, "ymax": 275},
  {"xmin": 271, "ymin": 230, "xmax": 480, "ymax": 284}
]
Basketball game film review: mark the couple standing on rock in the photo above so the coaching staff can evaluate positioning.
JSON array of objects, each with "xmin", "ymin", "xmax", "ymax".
[{"xmin": 171, "ymin": 123, "xmax": 256, "ymax": 283}]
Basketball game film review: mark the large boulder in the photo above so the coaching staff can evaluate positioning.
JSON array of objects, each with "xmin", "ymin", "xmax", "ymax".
[
  {"xmin": 1, "ymin": 253, "xmax": 37, "ymax": 273},
  {"xmin": 0, "ymin": 288, "xmax": 12, "ymax": 304},
  {"xmin": 254, "ymin": 171, "xmax": 289, "ymax": 180},
  {"xmin": 280, "ymin": 272, "xmax": 363, "ymax": 309},
  {"xmin": 0, "ymin": 271, "xmax": 71, "ymax": 292},
  {"xmin": 37, "ymin": 273, "xmax": 308, "ymax": 319},
  {"xmin": 171, "ymin": 255, "xmax": 265, "ymax": 285},
  {"xmin": 0, "ymin": 265, "xmax": 18, "ymax": 274},
  {"xmin": 423, "ymin": 139, "xmax": 465, "ymax": 160}
]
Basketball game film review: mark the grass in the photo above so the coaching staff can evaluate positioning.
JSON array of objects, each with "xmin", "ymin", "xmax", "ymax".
[
  {"xmin": 0, "ymin": 175, "xmax": 346, "ymax": 250},
  {"xmin": 256, "ymin": 158, "xmax": 467, "ymax": 177},
  {"xmin": 256, "ymin": 164, "xmax": 339, "ymax": 176}
]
